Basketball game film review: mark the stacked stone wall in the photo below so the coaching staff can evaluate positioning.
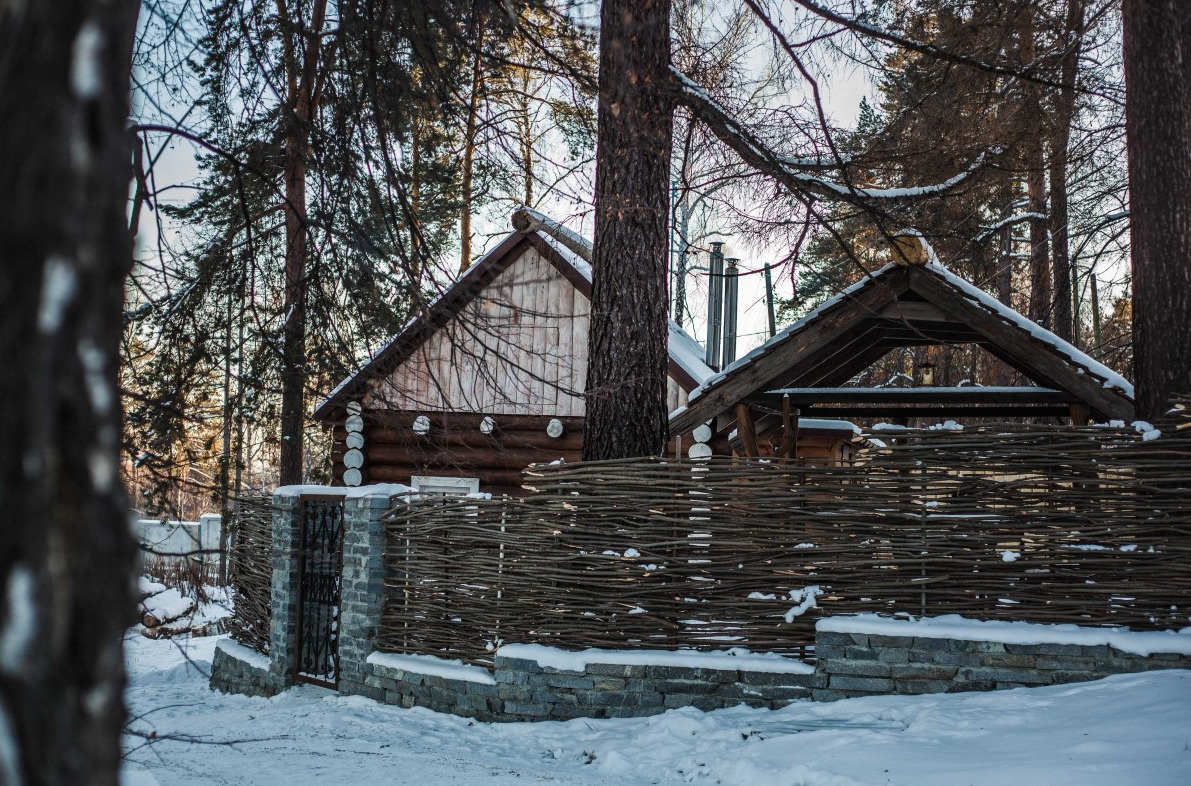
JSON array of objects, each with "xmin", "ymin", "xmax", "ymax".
[
  {"xmin": 810, "ymin": 630, "xmax": 1191, "ymax": 701},
  {"xmin": 338, "ymin": 654, "xmax": 816, "ymax": 722}
]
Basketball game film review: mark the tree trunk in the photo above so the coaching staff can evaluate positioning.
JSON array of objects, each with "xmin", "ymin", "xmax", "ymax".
[
  {"xmin": 459, "ymin": 25, "xmax": 485, "ymax": 274},
  {"xmin": 1047, "ymin": 0, "xmax": 1086, "ymax": 343},
  {"xmin": 278, "ymin": 0, "xmax": 327, "ymax": 485},
  {"xmin": 1122, "ymin": 0, "xmax": 1191, "ymax": 421},
  {"xmin": 0, "ymin": 1, "xmax": 139, "ymax": 783},
  {"xmin": 583, "ymin": 0, "xmax": 674, "ymax": 460},
  {"xmin": 1017, "ymin": 5, "xmax": 1053, "ymax": 330}
]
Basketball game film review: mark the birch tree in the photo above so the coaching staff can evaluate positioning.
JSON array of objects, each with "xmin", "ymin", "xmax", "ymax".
[{"xmin": 0, "ymin": 1, "xmax": 139, "ymax": 783}]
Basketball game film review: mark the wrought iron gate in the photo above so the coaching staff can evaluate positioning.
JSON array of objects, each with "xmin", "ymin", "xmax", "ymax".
[{"xmin": 295, "ymin": 496, "xmax": 345, "ymax": 688}]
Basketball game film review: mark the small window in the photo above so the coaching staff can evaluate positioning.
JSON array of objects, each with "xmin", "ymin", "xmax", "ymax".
[{"xmin": 411, "ymin": 475, "xmax": 480, "ymax": 498}]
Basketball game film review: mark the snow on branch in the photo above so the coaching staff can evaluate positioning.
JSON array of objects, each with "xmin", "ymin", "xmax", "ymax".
[
  {"xmin": 975, "ymin": 212, "xmax": 1049, "ymax": 243},
  {"xmin": 671, "ymin": 67, "xmax": 987, "ymax": 205}
]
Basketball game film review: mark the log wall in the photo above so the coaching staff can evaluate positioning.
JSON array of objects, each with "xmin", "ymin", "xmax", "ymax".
[{"xmin": 333, "ymin": 410, "xmax": 584, "ymax": 496}]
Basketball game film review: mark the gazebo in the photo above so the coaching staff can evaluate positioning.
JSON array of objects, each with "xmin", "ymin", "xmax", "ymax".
[{"xmin": 669, "ymin": 253, "xmax": 1134, "ymax": 457}]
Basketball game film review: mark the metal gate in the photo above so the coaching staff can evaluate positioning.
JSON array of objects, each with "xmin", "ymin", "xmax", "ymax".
[{"xmin": 295, "ymin": 496, "xmax": 345, "ymax": 688}]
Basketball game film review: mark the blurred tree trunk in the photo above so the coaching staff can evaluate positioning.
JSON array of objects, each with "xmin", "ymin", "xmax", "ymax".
[
  {"xmin": 1123, "ymin": 0, "xmax": 1191, "ymax": 420},
  {"xmin": 0, "ymin": 0, "xmax": 139, "ymax": 783},
  {"xmin": 584, "ymin": 0, "xmax": 674, "ymax": 460}
]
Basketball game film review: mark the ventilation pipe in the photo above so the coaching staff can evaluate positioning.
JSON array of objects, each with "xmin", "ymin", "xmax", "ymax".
[
  {"xmin": 705, "ymin": 241, "xmax": 724, "ymax": 370},
  {"xmin": 722, "ymin": 257, "xmax": 740, "ymax": 367}
]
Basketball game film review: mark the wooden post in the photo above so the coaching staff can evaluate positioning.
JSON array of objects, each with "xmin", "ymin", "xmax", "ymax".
[
  {"xmin": 734, "ymin": 403, "xmax": 761, "ymax": 458},
  {"xmin": 776, "ymin": 394, "xmax": 799, "ymax": 459}
]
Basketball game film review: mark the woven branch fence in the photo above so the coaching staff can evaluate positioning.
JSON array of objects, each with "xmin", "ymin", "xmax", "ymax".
[
  {"xmin": 378, "ymin": 414, "xmax": 1191, "ymax": 666},
  {"xmin": 228, "ymin": 493, "xmax": 273, "ymax": 654}
]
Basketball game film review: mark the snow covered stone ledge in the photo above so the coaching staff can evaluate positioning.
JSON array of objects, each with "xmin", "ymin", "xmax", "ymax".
[
  {"xmin": 210, "ymin": 639, "xmax": 279, "ymax": 698},
  {"xmin": 810, "ymin": 614, "xmax": 1191, "ymax": 701},
  {"xmin": 343, "ymin": 644, "xmax": 816, "ymax": 722}
]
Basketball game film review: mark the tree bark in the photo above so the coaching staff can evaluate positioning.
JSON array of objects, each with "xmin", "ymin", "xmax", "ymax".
[
  {"xmin": 1123, "ymin": 0, "xmax": 1191, "ymax": 421},
  {"xmin": 460, "ymin": 24, "xmax": 485, "ymax": 274},
  {"xmin": 1018, "ymin": 6, "xmax": 1053, "ymax": 330},
  {"xmin": 1047, "ymin": 0, "xmax": 1086, "ymax": 344},
  {"xmin": 583, "ymin": 0, "xmax": 674, "ymax": 460},
  {"xmin": 0, "ymin": 1, "xmax": 139, "ymax": 783},
  {"xmin": 278, "ymin": 0, "xmax": 328, "ymax": 485}
]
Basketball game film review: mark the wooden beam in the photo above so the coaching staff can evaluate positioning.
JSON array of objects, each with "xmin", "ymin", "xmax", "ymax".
[
  {"xmin": 749, "ymin": 386, "xmax": 1078, "ymax": 405},
  {"xmin": 776, "ymin": 404, "xmax": 1073, "ymax": 418},
  {"xmin": 735, "ymin": 403, "xmax": 761, "ymax": 457},
  {"xmin": 877, "ymin": 301, "xmax": 955, "ymax": 322}
]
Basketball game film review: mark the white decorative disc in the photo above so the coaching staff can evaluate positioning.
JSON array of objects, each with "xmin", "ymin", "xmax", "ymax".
[
  {"xmin": 688, "ymin": 442, "xmax": 714, "ymax": 460},
  {"xmin": 343, "ymin": 468, "xmax": 363, "ymax": 487},
  {"xmin": 546, "ymin": 418, "xmax": 565, "ymax": 439},
  {"xmin": 480, "ymin": 416, "xmax": 497, "ymax": 435},
  {"xmin": 412, "ymin": 414, "xmax": 432, "ymax": 435},
  {"xmin": 344, "ymin": 448, "xmax": 364, "ymax": 469},
  {"xmin": 346, "ymin": 431, "xmax": 365, "ymax": 449},
  {"xmin": 346, "ymin": 401, "xmax": 362, "ymax": 415},
  {"xmin": 345, "ymin": 414, "xmax": 364, "ymax": 434},
  {"xmin": 692, "ymin": 424, "xmax": 713, "ymax": 444}
]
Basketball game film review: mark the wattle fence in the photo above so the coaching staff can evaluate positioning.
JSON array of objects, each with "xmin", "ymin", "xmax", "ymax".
[
  {"xmin": 227, "ymin": 493, "xmax": 274, "ymax": 654},
  {"xmin": 376, "ymin": 416, "xmax": 1191, "ymax": 666}
]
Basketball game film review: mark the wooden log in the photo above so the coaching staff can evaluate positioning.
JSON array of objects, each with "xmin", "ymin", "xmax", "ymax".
[
  {"xmin": 368, "ymin": 443, "xmax": 581, "ymax": 468},
  {"xmin": 360, "ymin": 411, "xmax": 586, "ymax": 433},
  {"xmin": 365, "ymin": 429, "xmax": 584, "ymax": 452}
]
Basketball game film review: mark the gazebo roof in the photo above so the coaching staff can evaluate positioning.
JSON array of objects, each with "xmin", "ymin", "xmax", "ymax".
[{"xmin": 670, "ymin": 261, "xmax": 1134, "ymax": 434}]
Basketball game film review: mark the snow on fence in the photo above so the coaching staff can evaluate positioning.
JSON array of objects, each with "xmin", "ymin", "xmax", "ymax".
[
  {"xmin": 227, "ymin": 494, "xmax": 273, "ymax": 654},
  {"xmin": 377, "ymin": 415, "xmax": 1191, "ymax": 666}
]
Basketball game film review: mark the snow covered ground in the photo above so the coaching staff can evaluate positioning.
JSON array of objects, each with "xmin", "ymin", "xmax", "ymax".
[{"xmin": 122, "ymin": 633, "xmax": 1191, "ymax": 786}]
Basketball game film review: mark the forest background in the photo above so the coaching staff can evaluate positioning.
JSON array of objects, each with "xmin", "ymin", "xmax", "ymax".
[{"xmin": 127, "ymin": 0, "xmax": 1138, "ymax": 521}]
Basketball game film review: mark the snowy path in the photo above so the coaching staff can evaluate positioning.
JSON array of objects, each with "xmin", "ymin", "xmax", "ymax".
[{"xmin": 123, "ymin": 633, "xmax": 1191, "ymax": 786}]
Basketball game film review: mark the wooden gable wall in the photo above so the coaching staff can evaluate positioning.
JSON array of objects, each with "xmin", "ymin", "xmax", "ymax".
[{"xmin": 365, "ymin": 245, "xmax": 689, "ymax": 417}]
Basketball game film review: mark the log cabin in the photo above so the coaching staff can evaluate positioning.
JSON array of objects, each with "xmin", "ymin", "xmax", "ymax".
[{"xmin": 313, "ymin": 213, "xmax": 720, "ymax": 496}]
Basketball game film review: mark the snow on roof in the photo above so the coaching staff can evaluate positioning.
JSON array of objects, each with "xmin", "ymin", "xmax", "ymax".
[
  {"xmin": 685, "ymin": 260, "xmax": 1134, "ymax": 408},
  {"xmin": 924, "ymin": 262, "xmax": 1134, "ymax": 397},
  {"xmin": 798, "ymin": 418, "xmax": 862, "ymax": 434},
  {"xmin": 687, "ymin": 264, "xmax": 899, "ymax": 403}
]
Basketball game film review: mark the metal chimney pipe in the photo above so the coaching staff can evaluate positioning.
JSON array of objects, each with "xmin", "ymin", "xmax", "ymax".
[
  {"xmin": 722, "ymin": 257, "xmax": 739, "ymax": 366},
  {"xmin": 705, "ymin": 242, "xmax": 724, "ymax": 370}
]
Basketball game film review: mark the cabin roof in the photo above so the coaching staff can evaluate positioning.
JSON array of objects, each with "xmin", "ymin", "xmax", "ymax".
[
  {"xmin": 670, "ymin": 261, "xmax": 1135, "ymax": 434},
  {"xmin": 314, "ymin": 227, "xmax": 714, "ymax": 421}
]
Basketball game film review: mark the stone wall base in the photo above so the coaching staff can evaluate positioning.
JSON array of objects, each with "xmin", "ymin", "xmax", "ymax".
[
  {"xmin": 337, "ymin": 653, "xmax": 815, "ymax": 722},
  {"xmin": 811, "ymin": 631, "xmax": 1191, "ymax": 701},
  {"xmin": 209, "ymin": 640, "xmax": 283, "ymax": 698}
]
